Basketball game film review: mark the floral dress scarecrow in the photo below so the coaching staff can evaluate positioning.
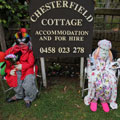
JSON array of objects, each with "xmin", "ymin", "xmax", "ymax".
[{"xmin": 84, "ymin": 39, "xmax": 118, "ymax": 112}]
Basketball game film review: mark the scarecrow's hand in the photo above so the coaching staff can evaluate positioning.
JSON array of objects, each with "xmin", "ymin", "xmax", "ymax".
[
  {"xmin": 15, "ymin": 64, "xmax": 22, "ymax": 70},
  {"xmin": 10, "ymin": 69, "xmax": 16, "ymax": 76}
]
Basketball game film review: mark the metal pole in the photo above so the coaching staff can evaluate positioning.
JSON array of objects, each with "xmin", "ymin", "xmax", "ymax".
[
  {"xmin": 80, "ymin": 57, "xmax": 84, "ymax": 88},
  {"xmin": 40, "ymin": 57, "xmax": 47, "ymax": 88}
]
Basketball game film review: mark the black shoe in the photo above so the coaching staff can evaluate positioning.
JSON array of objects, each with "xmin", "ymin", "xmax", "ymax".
[
  {"xmin": 7, "ymin": 97, "xmax": 22, "ymax": 103},
  {"xmin": 25, "ymin": 102, "xmax": 31, "ymax": 108}
]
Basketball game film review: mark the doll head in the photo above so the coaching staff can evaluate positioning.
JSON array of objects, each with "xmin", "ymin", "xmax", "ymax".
[
  {"xmin": 14, "ymin": 28, "xmax": 30, "ymax": 45},
  {"xmin": 14, "ymin": 28, "xmax": 32, "ymax": 49},
  {"xmin": 98, "ymin": 39, "xmax": 112, "ymax": 50},
  {"xmin": 95, "ymin": 39, "xmax": 112, "ymax": 60}
]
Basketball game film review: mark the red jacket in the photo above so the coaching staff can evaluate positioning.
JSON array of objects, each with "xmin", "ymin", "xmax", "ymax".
[{"xmin": 5, "ymin": 45, "xmax": 35, "ymax": 87}]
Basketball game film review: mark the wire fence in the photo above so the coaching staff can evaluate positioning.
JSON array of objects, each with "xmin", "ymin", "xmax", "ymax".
[
  {"xmin": 94, "ymin": 0, "xmax": 120, "ymax": 30},
  {"xmin": 95, "ymin": 0, "xmax": 120, "ymax": 8}
]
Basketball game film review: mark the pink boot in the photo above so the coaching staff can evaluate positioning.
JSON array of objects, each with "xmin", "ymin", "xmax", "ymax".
[
  {"xmin": 90, "ymin": 102, "xmax": 97, "ymax": 112},
  {"xmin": 101, "ymin": 103, "xmax": 110, "ymax": 112}
]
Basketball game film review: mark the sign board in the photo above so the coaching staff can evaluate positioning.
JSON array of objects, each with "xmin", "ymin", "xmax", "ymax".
[{"xmin": 29, "ymin": 0, "xmax": 94, "ymax": 57}]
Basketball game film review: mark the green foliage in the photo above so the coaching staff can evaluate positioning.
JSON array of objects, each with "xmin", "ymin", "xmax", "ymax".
[{"xmin": 0, "ymin": 0, "xmax": 29, "ymax": 28}]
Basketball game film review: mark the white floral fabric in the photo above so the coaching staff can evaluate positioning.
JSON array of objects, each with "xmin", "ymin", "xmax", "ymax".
[{"xmin": 84, "ymin": 49, "xmax": 118, "ymax": 109}]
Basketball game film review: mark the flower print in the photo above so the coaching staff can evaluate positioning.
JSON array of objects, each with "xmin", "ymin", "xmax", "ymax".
[
  {"xmin": 92, "ymin": 72, "xmax": 95, "ymax": 76},
  {"xmin": 110, "ymin": 100, "xmax": 113, "ymax": 103},
  {"xmin": 98, "ymin": 80, "xmax": 101, "ymax": 84}
]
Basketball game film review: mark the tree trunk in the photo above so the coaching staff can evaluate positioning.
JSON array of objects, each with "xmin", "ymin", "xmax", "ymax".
[{"xmin": 0, "ymin": 24, "xmax": 7, "ymax": 52}]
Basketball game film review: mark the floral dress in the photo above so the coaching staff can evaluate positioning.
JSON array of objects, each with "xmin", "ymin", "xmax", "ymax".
[{"xmin": 84, "ymin": 48, "xmax": 118, "ymax": 109}]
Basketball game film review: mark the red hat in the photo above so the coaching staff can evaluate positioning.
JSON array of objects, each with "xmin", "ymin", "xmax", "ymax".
[{"xmin": 20, "ymin": 28, "xmax": 27, "ymax": 33}]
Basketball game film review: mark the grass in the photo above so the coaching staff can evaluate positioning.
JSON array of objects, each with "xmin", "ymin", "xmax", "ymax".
[{"xmin": 0, "ymin": 77, "xmax": 120, "ymax": 120}]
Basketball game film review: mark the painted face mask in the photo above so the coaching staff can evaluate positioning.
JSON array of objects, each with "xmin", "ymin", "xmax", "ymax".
[{"xmin": 14, "ymin": 32, "xmax": 30, "ymax": 45}]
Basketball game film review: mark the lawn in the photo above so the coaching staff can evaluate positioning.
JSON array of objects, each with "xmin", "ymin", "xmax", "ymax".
[{"xmin": 0, "ymin": 77, "xmax": 120, "ymax": 120}]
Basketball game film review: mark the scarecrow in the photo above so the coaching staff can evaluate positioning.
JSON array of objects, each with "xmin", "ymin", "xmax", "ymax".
[
  {"xmin": 5, "ymin": 28, "xmax": 38, "ymax": 108},
  {"xmin": 84, "ymin": 39, "xmax": 118, "ymax": 112}
]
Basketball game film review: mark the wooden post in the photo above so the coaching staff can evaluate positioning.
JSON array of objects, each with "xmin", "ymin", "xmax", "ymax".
[
  {"xmin": 0, "ymin": 24, "xmax": 7, "ymax": 52},
  {"xmin": 40, "ymin": 57, "xmax": 47, "ymax": 88},
  {"xmin": 105, "ymin": 0, "xmax": 110, "ymax": 8},
  {"xmin": 80, "ymin": 57, "xmax": 84, "ymax": 88},
  {"xmin": 104, "ymin": 0, "xmax": 111, "ymax": 27}
]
